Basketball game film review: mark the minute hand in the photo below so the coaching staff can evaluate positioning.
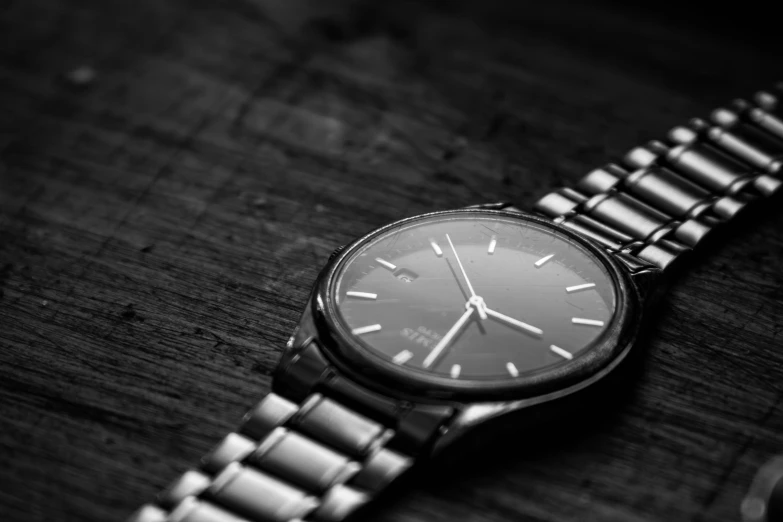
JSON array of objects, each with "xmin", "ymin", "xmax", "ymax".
[
  {"xmin": 423, "ymin": 308, "xmax": 474, "ymax": 368},
  {"xmin": 484, "ymin": 307, "xmax": 543, "ymax": 337},
  {"xmin": 445, "ymin": 234, "xmax": 487, "ymax": 320}
]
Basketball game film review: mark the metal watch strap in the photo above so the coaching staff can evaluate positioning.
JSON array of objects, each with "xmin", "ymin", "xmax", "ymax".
[
  {"xmin": 534, "ymin": 83, "xmax": 783, "ymax": 271},
  {"xmin": 126, "ymin": 339, "xmax": 434, "ymax": 522},
  {"xmin": 129, "ymin": 390, "xmax": 412, "ymax": 522}
]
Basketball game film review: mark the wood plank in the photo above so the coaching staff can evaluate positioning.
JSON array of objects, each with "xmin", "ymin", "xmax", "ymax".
[{"xmin": 1, "ymin": 1, "xmax": 782, "ymax": 521}]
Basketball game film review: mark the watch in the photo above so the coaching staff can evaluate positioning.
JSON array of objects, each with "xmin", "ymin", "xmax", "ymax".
[{"xmin": 128, "ymin": 84, "xmax": 783, "ymax": 522}]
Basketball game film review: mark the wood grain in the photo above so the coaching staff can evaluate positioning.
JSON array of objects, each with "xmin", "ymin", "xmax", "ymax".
[{"xmin": 1, "ymin": 1, "xmax": 782, "ymax": 521}]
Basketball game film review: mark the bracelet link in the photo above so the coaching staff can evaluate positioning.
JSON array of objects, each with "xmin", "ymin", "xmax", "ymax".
[
  {"xmin": 536, "ymin": 82, "xmax": 783, "ymax": 271},
  {"xmin": 131, "ymin": 387, "xmax": 416, "ymax": 522},
  {"xmin": 670, "ymin": 117, "xmax": 783, "ymax": 174},
  {"xmin": 623, "ymin": 144, "xmax": 749, "ymax": 220}
]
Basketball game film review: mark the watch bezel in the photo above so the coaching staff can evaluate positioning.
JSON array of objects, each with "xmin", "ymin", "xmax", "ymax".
[{"xmin": 311, "ymin": 208, "xmax": 639, "ymax": 401}]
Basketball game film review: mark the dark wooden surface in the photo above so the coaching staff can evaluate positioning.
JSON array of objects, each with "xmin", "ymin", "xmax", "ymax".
[{"xmin": 1, "ymin": 1, "xmax": 782, "ymax": 521}]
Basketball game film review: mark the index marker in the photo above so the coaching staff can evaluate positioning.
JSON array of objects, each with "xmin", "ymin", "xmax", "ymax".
[
  {"xmin": 450, "ymin": 364, "xmax": 461, "ymax": 379},
  {"xmin": 550, "ymin": 345, "xmax": 573, "ymax": 360},
  {"xmin": 346, "ymin": 291, "xmax": 377, "ymax": 300},
  {"xmin": 566, "ymin": 283, "xmax": 596, "ymax": 293},
  {"xmin": 429, "ymin": 239, "xmax": 443, "ymax": 257},
  {"xmin": 488, "ymin": 236, "xmax": 497, "ymax": 254},
  {"xmin": 392, "ymin": 350, "xmax": 413, "ymax": 364},
  {"xmin": 352, "ymin": 324, "xmax": 382, "ymax": 335},
  {"xmin": 535, "ymin": 254, "xmax": 554, "ymax": 268},
  {"xmin": 375, "ymin": 258, "xmax": 396, "ymax": 271},
  {"xmin": 572, "ymin": 318, "xmax": 604, "ymax": 327},
  {"xmin": 506, "ymin": 362, "xmax": 519, "ymax": 377}
]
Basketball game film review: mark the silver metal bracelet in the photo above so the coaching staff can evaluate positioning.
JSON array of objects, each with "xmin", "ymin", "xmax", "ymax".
[{"xmin": 535, "ymin": 83, "xmax": 783, "ymax": 270}]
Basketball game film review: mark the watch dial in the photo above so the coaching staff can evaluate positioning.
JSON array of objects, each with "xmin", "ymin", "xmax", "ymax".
[{"xmin": 333, "ymin": 212, "xmax": 616, "ymax": 382}]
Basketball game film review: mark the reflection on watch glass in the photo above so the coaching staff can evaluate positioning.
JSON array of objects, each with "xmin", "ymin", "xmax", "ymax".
[{"xmin": 334, "ymin": 213, "xmax": 616, "ymax": 381}]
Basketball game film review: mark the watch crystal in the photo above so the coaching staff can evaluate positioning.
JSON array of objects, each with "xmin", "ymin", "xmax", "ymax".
[{"xmin": 334, "ymin": 212, "xmax": 616, "ymax": 381}]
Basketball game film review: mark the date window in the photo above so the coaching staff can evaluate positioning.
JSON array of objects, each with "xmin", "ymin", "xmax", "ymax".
[{"xmin": 393, "ymin": 268, "xmax": 419, "ymax": 283}]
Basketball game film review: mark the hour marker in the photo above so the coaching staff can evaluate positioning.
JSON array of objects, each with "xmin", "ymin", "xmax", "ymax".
[
  {"xmin": 352, "ymin": 324, "xmax": 382, "ymax": 335},
  {"xmin": 534, "ymin": 254, "xmax": 554, "ymax": 268},
  {"xmin": 550, "ymin": 345, "xmax": 573, "ymax": 360},
  {"xmin": 392, "ymin": 350, "xmax": 413, "ymax": 364},
  {"xmin": 488, "ymin": 236, "xmax": 497, "ymax": 254},
  {"xmin": 572, "ymin": 318, "xmax": 605, "ymax": 327},
  {"xmin": 506, "ymin": 362, "xmax": 519, "ymax": 377},
  {"xmin": 346, "ymin": 291, "xmax": 377, "ymax": 300},
  {"xmin": 450, "ymin": 364, "xmax": 461, "ymax": 379},
  {"xmin": 566, "ymin": 283, "xmax": 596, "ymax": 293},
  {"xmin": 429, "ymin": 239, "xmax": 443, "ymax": 257},
  {"xmin": 375, "ymin": 258, "xmax": 396, "ymax": 271}
]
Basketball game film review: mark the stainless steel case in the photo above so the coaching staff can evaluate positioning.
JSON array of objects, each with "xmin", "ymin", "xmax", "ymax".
[{"xmin": 279, "ymin": 207, "xmax": 660, "ymax": 454}]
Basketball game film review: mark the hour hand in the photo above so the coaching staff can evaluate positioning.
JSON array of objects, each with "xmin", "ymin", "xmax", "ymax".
[{"xmin": 484, "ymin": 307, "xmax": 543, "ymax": 337}]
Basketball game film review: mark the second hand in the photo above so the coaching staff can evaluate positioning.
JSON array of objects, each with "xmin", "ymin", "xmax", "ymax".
[{"xmin": 446, "ymin": 233, "xmax": 487, "ymax": 320}]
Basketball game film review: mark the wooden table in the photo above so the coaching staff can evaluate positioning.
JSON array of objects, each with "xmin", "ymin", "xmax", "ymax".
[{"xmin": 1, "ymin": 1, "xmax": 782, "ymax": 521}]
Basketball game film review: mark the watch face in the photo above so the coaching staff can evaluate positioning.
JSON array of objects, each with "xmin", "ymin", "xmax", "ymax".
[{"xmin": 325, "ymin": 210, "xmax": 626, "ymax": 396}]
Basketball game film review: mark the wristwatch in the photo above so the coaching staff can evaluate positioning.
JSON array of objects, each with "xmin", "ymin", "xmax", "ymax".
[{"xmin": 128, "ymin": 84, "xmax": 783, "ymax": 522}]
